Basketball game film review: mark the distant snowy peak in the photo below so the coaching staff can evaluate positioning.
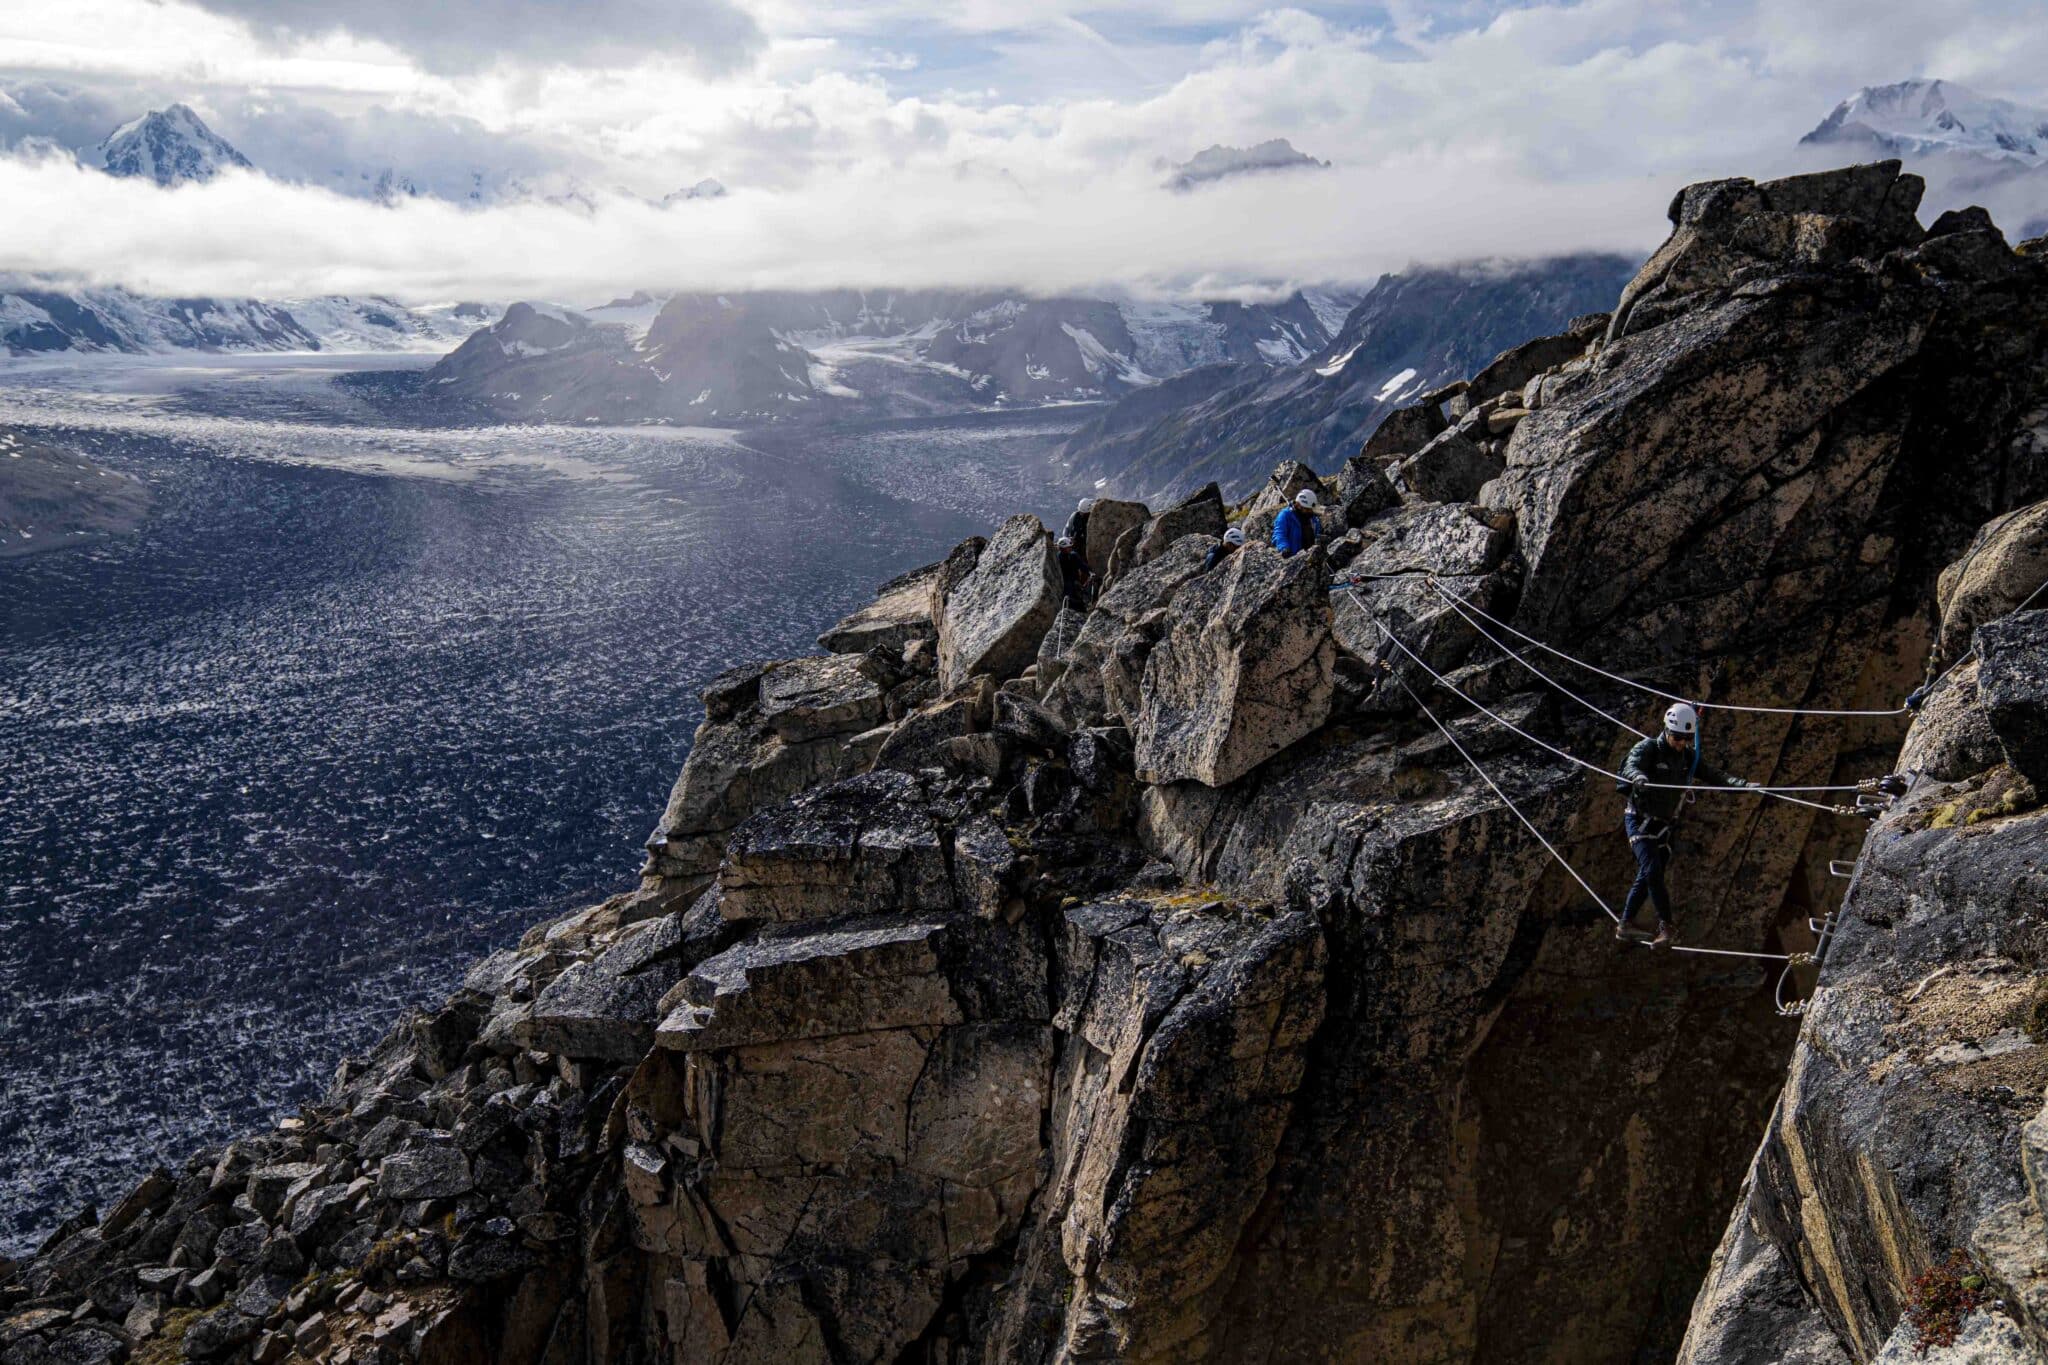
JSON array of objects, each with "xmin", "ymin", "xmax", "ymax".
[
  {"xmin": 1804, "ymin": 79, "xmax": 2048, "ymax": 165},
  {"xmin": 1166, "ymin": 139, "xmax": 1330, "ymax": 192},
  {"xmin": 99, "ymin": 104, "xmax": 254, "ymax": 186}
]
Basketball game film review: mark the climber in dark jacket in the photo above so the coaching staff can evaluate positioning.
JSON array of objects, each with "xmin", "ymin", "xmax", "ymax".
[
  {"xmin": 1202, "ymin": 526, "xmax": 1246, "ymax": 572},
  {"xmin": 1271, "ymin": 488, "xmax": 1321, "ymax": 557},
  {"xmin": 1056, "ymin": 536, "xmax": 1092, "ymax": 611},
  {"xmin": 1614, "ymin": 702, "xmax": 1756, "ymax": 947},
  {"xmin": 1063, "ymin": 497, "xmax": 1095, "ymax": 547}
]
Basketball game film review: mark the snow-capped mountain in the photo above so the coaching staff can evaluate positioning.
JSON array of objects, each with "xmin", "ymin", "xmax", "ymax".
[
  {"xmin": 1804, "ymin": 79, "xmax": 2048, "ymax": 165},
  {"xmin": 422, "ymin": 288, "xmax": 1364, "ymax": 424},
  {"xmin": 98, "ymin": 104, "xmax": 253, "ymax": 186},
  {"xmin": 1165, "ymin": 139, "xmax": 1330, "ymax": 192},
  {"xmin": 0, "ymin": 285, "xmax": 499, "ymax": 357}
]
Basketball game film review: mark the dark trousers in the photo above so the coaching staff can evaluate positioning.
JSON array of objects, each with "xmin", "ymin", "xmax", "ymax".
[{"xmin": 1623, "ymin": 810, "xmax": 1673, "ymax": 925}]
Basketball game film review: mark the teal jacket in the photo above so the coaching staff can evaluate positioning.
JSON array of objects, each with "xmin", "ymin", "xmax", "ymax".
[{"xmin": 1618, "ymin": 735, "xmax": 1744, "ymax": 822}]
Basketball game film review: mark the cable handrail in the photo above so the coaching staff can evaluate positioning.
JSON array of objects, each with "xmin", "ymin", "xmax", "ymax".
[
  {"xmin": 1418, "ymin": 577, "xmax": 1912, "ymax": 719},
  {"xmin": 1378, "ymin": 631, "xmax": 1795, "ymax": 966},
  {"xmin": 1353, "ymin": 596, "xmax": 1861, "ymax": 813}
]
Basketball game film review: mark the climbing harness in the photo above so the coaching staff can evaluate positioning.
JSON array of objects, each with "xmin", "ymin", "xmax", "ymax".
[{"xmin": 1417, "ymin": 578, "xmax": 1915, "ymax": 719}]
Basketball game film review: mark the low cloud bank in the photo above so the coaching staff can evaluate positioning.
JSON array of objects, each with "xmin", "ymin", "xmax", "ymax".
[{"xmin": 0, "ymin": 148, "xmax": 1680, "ymax": 305}]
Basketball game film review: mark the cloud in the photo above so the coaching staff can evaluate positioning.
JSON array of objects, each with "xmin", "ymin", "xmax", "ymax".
[
  {"xmin": 176, "ymin": 0, "xmax": 765, "ymax": 76},
  {"xmin": 3, "ymin": 0, "xmax": 2048, "ymax": 305},
  {"xmin": 0, "ymin": 142, "xmax": 1669, "ymax": 304}
]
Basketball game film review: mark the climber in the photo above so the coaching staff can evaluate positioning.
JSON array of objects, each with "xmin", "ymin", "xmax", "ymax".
[
  {"xmin": 1614, "ymin": 702, "xmax": 1758, "ymax": 947},
  {"xmin": 1272, "ymin": 488, "xmax": 1321, "ymax": 558},
  {"xmin": 1203, "ymin": 526, "xmax": 1246, "ymax": 573},
  {"xmin": 1064, "ymin": 497, "xmax": 1095, "ymax": 546},
  {"xmin": 1056, "ymin": 536, "xmax": 1093, "ymax": 611}
]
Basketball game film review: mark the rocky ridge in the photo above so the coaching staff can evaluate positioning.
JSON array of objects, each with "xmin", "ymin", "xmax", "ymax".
[{"xmin": 6, "ymin": 160, "xmax": 2048, "ymax": 1365}]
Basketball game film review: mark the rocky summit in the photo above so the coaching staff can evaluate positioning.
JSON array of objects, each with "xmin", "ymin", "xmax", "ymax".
[{"xmin": 7, "ymin": 160, "xmax": 2048, "ymax": 1365}]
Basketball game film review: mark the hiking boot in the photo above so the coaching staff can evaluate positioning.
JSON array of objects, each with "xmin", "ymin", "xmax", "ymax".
[
  {"xmin": 1615, "ymin": 919, "xmax": 1643, "ymax": 942},
  {"xmin": 1650, "ymin": 922, "xmax": 1675, "ymax": 949}
]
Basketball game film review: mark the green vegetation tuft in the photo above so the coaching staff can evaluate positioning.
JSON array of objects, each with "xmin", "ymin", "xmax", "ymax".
[{"xmin": 1906, "ymin": 1249, "xmax": 1994, "ymax": 1353}]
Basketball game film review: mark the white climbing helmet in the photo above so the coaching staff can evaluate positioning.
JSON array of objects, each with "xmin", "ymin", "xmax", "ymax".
[
  {"xmin": 1295, "ymin": 488, "xmax": 1319, "ymax": 508},
  {"xmin": 1223, "ymin": 526, "xmax": 1245, "ymax": 546},
  {"xmin": 1057, "ymin": 535, "xmax": 1074, "ymax": 549},
  {"xmin": 1078, "ymin": 497, "xmax": 1096, "ymax": 512},
  {"xmin": 1664, "ymin": 702, "xmax": 1700, "ymax": 736}
]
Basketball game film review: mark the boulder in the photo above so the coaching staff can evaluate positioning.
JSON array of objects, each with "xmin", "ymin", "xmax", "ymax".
[
  {"xmin": 1358, "ymin": 402, "xmax": 1448, "ymax": 464},
  {"xmin": 1935, "ymin": 497, "xmax": 2048, "ymax": 665},
  {"xmin": 513, "ymin": 913, "xmax": 695, "ymax": 1061},
  {"xmin": 756, "ymin": 655, "xmax": 886, "ymax": 743},
  {"xmin": 1133, "ymin": 543, "xmax": 1335, "ymax": 787},
  {"xmin": 655, "ymin": 912, "xmax": 1047, "ymax": 1052},
  {"xmin": 1083, "ymin": 498, "xmax": 1147, "ymax": 574},
  {"xmin": 1333, "ymin": 455, "xmax": 1398, "ymax": 523},
  {"xmin": 1973, "ymin": 610, "xmax": 2048, "ymax": 787},
  {"xmin": 1125, "ymin": 482, "xmax": 1227, "ymax": 572},
  {"xmin": 1241, "ymin": 461, "xmax": 1326, "ymax": 523},
  {"xmin": 716, "ymin": 769, "xmax": 955, "ymax": 923},
  {"xmin": 646, "ymin": 671, "xmax": 889, "ymax": 886},
  {"xmin": 1466, "ymin": 319, "xmax": 1600, "ymax": 405},
  {"xmin": 817, "ymin": 562, "xmax": 940, "ymax": 655},
  {"xmin": 1388, "ymin": 429, "xmax": 1503, "ymax": 505},
  {"xmin": 936, "ymin": 515, "xmax": 1060, "ymax": 691},
  {"xmin": 1041, "ymin": 535, "xmax": 1216, "ymax": 731},
  {"xmin": 378, "ymin": 1144, "xmax": 474, "ymax": 1202}
]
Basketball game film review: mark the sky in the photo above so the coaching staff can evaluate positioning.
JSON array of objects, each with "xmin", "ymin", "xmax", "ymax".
[{"xmin": 1, "ymin": 0, "xmax": 2046, "ymax": 304}]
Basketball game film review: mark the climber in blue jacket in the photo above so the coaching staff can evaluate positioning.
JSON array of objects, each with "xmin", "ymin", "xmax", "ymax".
[{"xmin": 1272, "ymin": 488, "xmax": 1322, "ymax": 557}]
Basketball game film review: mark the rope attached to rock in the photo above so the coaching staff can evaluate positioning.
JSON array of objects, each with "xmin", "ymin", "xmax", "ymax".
[{"xmin": 1416, "ymin": 577, "xmax": 1915, "ymax": 719}]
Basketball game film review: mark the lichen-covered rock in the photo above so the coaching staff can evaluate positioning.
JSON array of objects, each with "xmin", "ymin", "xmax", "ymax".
[
  {"xmin": 755, "ymin": 653, "xmax": 886, "ymax": 742},
  {"xmin": 936, "ymin": 514, "xmax": 1060, "ymax": 691},
  {"xmin": 1679, "ymin": 650, "xmax": 2048, "ymax": 1361},
  {"xmin": 1134, "ymin": 543, "xmax": 1334, "ymax": 787},
  {"xmin": 1334, "ymin": 453, "xmax": 1399, "ymax": 522},
  {"xmin": 512, "ymin": 911, "xmax": 699, "ymax": 1061}
]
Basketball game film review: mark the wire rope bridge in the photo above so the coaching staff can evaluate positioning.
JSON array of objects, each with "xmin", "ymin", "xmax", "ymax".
[{"xmin": 1334, "ymin": 575, "xmax": 1929, "ymax": 1017}]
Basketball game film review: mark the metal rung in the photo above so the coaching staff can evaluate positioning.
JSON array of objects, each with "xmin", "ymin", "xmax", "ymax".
[
  {"xmin": 1808, "ymin": 917, "xmax": 1831, "ymax": 936},
  {"xmin": 1855, "ymin": 794, "xmax": 1891, "ymax": 810},
  {"xmin": 1828, "ymin": 860, "xmax": 1856, "ymax": 878}
]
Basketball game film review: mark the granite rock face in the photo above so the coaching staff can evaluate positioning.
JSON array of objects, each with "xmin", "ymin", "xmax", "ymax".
[
  {"xmin": 937, "ymin": 513, "xmax": 1061, "ymax": 691},
  {"xmin": 1678, "ymin": 632, "xmax": 2048, "ymax": 1361},
  {"xmin": 1132, "ymin": 543, "xmax": 1336, "ymax": 787},
  {"xmin": 11, "ymin": 163, "xmax": 2048, "ymax": 1365}
]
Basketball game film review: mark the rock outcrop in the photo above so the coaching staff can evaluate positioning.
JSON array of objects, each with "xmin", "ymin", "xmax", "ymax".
[
  {"xmin": 1680, "ymin": 519, "xmax": 2048, "ymax": 1362},
  {"xmin": 9, "ymin": 163, "xmax": 2048, "ymax": 1365},
  {"xmin": 936, "ymin": 514, "xmax": 1061, "ymax": 692}
]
